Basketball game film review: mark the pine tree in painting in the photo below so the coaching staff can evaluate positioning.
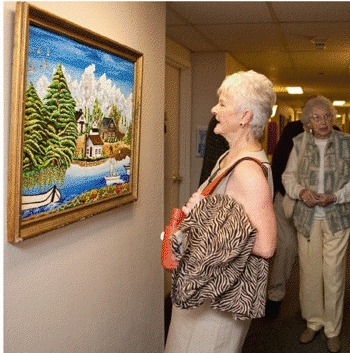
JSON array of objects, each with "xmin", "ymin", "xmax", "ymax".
[
  {"xmin": 92, "ymin": 98, "xmax": 104, "ymax": 125},
  {"xmin": 42, "ymin": 63, "xmax": 78, "ymax": 168},
  {"xmin": 23, "ymin": 82, "xmax": 47, "ymax": 171},
  {"xmin": 109, "ymin": 103, "xmax": 121, "ymax": 126},
  {"xmin": 125, "ymin": 123, "xmax": 132, "ymax": 145}
]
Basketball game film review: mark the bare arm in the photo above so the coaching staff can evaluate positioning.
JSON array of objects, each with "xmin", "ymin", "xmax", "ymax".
[
  {"xmin": 182, "ymin": 191, "xmax": 203, "ymax": 216},
  {"xmin": 225, "ymin": 161, "xmax": 277, "ymax": 259}
]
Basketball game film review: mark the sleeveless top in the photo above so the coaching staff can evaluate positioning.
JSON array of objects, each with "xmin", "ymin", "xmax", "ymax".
[{"xmin": 199, "ymin": 150, "xmax": 273, "ymax": 198}]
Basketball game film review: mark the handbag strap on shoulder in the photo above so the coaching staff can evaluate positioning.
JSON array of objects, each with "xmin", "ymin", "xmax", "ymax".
[{"xmin": 201, "ymin": 157, "xmax": 268, "ymax": 197}]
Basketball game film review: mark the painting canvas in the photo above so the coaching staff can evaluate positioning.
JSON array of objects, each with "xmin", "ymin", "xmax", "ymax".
[{"xmin": 8, "ymin": 3, "xmax": 143, "ymax": 242}]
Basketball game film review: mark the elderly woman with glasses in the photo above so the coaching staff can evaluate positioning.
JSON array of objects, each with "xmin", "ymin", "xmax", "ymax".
[{"xmin": 282, "ymin": 96, "xmax": 350, "ymax": 353}]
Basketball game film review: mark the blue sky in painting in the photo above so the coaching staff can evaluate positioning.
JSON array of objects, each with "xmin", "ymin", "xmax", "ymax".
[{"xmin": 27, "ymin": 25, "xmax": 134, "ymax": 96}]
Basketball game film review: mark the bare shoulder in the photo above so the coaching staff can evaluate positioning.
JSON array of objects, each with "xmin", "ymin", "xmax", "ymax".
[
  {"xmin": 234, "ymin": 159, "xmax": 267, "ymax": 184},
  {"xmin": 226, "ymin": 159, "xmax": 270, "ymax": 199}
]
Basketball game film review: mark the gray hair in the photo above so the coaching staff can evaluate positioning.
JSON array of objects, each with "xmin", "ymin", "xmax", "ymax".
[
  {"xmin": 218, "ymin": 70, "xmax": 276, "ymax": 139},
  {"xmin": 300, "ymin": 96, "xmax": 337, "ymax": 125}
]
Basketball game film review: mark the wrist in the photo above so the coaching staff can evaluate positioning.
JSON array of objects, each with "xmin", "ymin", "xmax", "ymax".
[{"xmin": 299, "ymin": 189, "xmax": 307, "ymax": 200}]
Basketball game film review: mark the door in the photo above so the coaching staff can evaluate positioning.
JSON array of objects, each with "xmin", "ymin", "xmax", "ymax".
[{"xmin": 164, "ymin": 63, "xmax": 182, "ymax": 296}]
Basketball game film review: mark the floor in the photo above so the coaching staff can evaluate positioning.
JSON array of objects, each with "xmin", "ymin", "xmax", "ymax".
[
  {"xmin": 165, "ymin": 247, "xmax": 350, "ymax": 353},
  {"xmin": 242, "ymin": 254, "xmax": 350, "ymax": 353}
]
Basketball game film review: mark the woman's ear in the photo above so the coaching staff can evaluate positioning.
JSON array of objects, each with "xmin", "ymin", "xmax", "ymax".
[{"xmin": 240, "ymin": 109, "xmax": 253, "ymax": 126}]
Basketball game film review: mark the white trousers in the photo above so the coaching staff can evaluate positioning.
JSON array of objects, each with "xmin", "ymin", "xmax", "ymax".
[
  {"xmin": 298, "ymin": 220, "xmax": 350, "ymax": 337},
  {"xmin": 164, "ymin": 300, "xmax": 251, "ymax": 353},
  {"xmin": 268, "ymin": 192, "xmax": 298, "ymax": 301}
]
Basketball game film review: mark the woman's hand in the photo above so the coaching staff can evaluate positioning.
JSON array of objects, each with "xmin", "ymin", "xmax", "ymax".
[
  {"xmin": 299, "ymin": 189, "xmax": 319, "ymax": 208},
  {"xmin": 182, "ymin": 191, "xmax": 204, "ymax": 216},
  {"xmin": 316, "ymin": 193, "xmax": 337, "ymax": 207}
]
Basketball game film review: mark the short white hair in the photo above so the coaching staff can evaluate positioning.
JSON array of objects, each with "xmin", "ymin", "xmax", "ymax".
[{"xmin": 218, "ymin": 70, "xmax": 276, "ymax": 139}]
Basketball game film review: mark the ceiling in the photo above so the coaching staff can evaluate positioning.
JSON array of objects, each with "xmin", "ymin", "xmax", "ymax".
[{"xmin": 166, "ymin": 1, "xmax": 350, "ymax": 113}]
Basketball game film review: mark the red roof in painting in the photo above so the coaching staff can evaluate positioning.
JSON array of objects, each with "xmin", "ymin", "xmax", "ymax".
[{"xmin": 88, "ymin": 135, "xmax": 104, "ymax": 145}]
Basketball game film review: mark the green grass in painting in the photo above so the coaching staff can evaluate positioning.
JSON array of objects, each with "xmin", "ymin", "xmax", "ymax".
[{"xmin": 23, "ymin": 166, "xmax": 66, "ymax": 191}]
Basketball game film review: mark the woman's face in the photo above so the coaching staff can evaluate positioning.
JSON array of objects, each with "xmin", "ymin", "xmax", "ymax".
[
  {"xmin": 309, "ymin": 107, "xmax": 333, "ymax": 140},
  {"xmin": 211, "ymin": 91, "xmax": 240, "ymax": 137}
]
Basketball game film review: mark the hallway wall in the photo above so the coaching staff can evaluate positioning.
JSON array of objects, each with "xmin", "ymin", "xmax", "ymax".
[
  {"xmin": 190, "ymin": 52, "xmax": 246, "ymax": 192},
  {"xmin": 190, "ymin": 52, "xmax": 227, "ymax": 192},
  {"xmin": 4, "ymin": 2, "xmax": 165, "ymax": 352}
]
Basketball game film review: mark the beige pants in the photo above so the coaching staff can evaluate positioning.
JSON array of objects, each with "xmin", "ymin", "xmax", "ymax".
[
  {"xmin": 298, "ymin": 219, "xmax": 350, "ymax": 337},
  {"xmin": 268, "ymin": 192, "xmax": 298, "ymax": 301},
  {"xmin": 164, "ymin": 300, "xmax": 251, "ymax": 353}
]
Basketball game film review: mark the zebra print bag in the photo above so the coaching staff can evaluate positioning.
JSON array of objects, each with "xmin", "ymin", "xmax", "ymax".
[{"xmin": 170, "ymin": 182, "xmax": 268, "ymax": 319}]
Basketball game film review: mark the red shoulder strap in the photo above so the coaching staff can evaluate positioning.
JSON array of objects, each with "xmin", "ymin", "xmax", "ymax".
[{"xmin": 201, "ymin": 157, "xmax": 268, "ymax": 197}]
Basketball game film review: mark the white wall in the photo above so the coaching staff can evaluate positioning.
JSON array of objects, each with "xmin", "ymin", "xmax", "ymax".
[
  {"xmin": 225, "ymin": 52, "xmax": 247, "ymax": 75},
  {"xmin": 189, "ymin": 52, "xmax": 249, "ymax": 193},
  {"xmin": 190, "ymin": 52, "xmax": 227, "ymax": 192},
  {"xmin": 4, "ymin": 2, "xmax": 165, "ymax": 353}
]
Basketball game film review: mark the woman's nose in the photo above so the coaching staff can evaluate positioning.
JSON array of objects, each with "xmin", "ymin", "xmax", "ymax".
[{"xmin": 211, "ymin": 105, "xmax": 217, "ymax": 115}]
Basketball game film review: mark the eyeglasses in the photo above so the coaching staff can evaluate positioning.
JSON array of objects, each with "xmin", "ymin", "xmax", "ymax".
[{"xmin": 310, "ymin": 113, "xmax": 333, "ymax": 123}]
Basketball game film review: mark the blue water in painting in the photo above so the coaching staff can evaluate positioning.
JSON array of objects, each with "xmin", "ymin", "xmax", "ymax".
[{"xmin": 22, "ymin": 157, "xmax": 130, "ymax": 220}]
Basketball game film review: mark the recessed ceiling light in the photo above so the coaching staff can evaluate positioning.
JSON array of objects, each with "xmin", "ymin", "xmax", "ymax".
[
  {"xmin": 273, "ymin": 87, "xmax": 287, "ymax": 93},
  {"xmin": 333, "ymin": 100, "xmax": 346, "ymax": 106},
  {"xmin": 271, "ymin": 105, "xmax": 278, "ymax": 118},
  {"xmin": 286, "ymin": 87, "xmax": 303, "ymax": 94}
]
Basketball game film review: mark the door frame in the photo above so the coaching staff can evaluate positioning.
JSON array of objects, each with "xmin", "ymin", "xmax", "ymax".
[{"xmin": 165, "ymin": 38, "xmax": 192, "ymax": 208}]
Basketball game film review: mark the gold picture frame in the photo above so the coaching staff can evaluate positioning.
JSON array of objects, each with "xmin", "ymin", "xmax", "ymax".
[{"xmin": 8, "ymin": 2, "xmax": 143, "ymax": 243}]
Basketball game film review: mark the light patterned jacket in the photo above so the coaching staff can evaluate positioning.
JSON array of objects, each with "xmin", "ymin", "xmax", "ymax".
[{"xmin": 282, "ymin": 130, "xmax": 350, "ymax": 237}]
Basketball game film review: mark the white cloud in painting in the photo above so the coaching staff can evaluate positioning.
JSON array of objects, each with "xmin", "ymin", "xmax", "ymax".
[
  {"xmin": 35, "ymin": 64, "xmax": 133, "ymax": 123},
  {"xmin": 36, "ymin": 75, "xmax": 51, "ymax": 99}
]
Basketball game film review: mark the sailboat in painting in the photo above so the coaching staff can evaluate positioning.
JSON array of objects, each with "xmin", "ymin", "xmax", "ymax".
[{"xmin": 104, "ymin": 158, "xmax": 123, "ymax": 186}]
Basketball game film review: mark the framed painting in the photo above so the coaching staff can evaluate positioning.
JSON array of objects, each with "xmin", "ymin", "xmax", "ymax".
[
  {"xmin": 196, "ymin": 126, "xmax": 208, "ymax": 158},
  {"xmin": 7, "ymin": 3, "xmax": 143, "ymax": 242}
]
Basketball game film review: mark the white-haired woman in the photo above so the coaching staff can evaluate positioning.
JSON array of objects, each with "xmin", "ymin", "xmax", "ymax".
[
  {"xmin": 282, "ymin": 96, "xmax": 350, "ymax": 353},
  {"xmin": 165, "ymin": 71, "xmax": 277, "ymax": 353}
]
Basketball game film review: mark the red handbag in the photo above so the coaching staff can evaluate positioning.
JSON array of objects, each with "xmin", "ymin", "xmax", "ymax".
[
  {"xmin": 161, "ymin": 208, "xmax": 185, "ymax": 271},
  {"xmin": 161, "ymin": 157, "xmax": 266, "ymax": 271}
]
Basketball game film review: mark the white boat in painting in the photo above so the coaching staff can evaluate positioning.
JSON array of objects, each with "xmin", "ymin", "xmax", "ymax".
[
  {"xmin": 22, "ymin": 185, "xmax": 61, "ymax": 211},
  {"xmin": 105, "ymin": 174, "xmax": 123, "ymax": 186},
  {"xmin": 123, "ymin": 157, "xmax": 131, "ymax": 175},
  {"xmin": 104, "ymin": 159, "xmax": 123, "ymax": 186}
]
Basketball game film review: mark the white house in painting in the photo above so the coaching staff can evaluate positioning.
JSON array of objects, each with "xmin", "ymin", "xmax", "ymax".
[
  {"xmin": 75, "ymin": 109, "xmax": 87, "ymax": 134},
  {"xmin": 89, "ymin": 121, "xmax": 100, "ymax": 136},
  {"xmin": 86, "ymin": 121, "xmax": 104, "ymax": 158}
]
